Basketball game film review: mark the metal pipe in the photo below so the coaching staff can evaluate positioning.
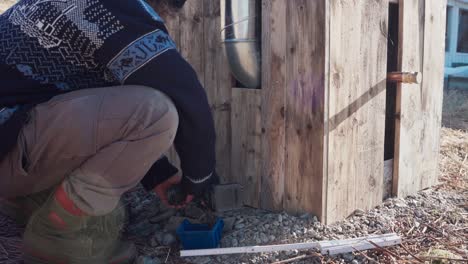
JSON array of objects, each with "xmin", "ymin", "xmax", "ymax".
[
  {"xmin": 387, "ymin": 72, "xmax": 422, "ymax": 84},
  {"xmin": 221, "ymin": 0, "xmax": 261, "ymax": 88}
]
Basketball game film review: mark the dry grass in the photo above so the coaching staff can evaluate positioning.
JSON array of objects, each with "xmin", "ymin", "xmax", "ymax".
[{"xmin": 439, "ymin": 128, "xmax": 468, "ymax": 191}]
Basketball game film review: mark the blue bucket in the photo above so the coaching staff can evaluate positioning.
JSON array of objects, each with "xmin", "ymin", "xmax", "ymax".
[{"xmin": 176, "ymin": 218, "xmax": 224, "ymax": 250}]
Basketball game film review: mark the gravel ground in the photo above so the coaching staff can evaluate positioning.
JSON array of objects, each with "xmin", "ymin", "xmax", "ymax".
[{"xmin": 3, "ymin": 128, "xmax": 465, "ymax": 264}]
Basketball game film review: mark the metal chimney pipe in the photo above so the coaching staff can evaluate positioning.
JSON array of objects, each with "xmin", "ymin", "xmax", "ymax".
[{"xmin": 221, "ymin": 0, "xmax": 261, "ymax": 88}]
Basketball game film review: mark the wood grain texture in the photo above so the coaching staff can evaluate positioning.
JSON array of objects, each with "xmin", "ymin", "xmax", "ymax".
[
  {"xmin": 260, "ymin": 0, "xmax": 287, "ymax": 210},
  {"xmin": 231, "ymin": 89, "xmax": 262, "ymax": 206},
  {"xmin": 393, "ymin": 0, "xmax": 447, "ymax": 197},
  {"xmin": 203, "ymin": 0, "xmax": 233, "ymax": 182},
  {"xmin": 283, "ymin": 0, "xmax": 326, "ymax": 216},
  {"xmin": 326, "ymin": 0, "xmax": 388, "ymax": 223}
]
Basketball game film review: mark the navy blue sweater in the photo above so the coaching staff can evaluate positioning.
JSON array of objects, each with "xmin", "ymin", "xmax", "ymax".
[{"xmin": 0, "ymin": 0, "xmax": 216, "ymax": 190}]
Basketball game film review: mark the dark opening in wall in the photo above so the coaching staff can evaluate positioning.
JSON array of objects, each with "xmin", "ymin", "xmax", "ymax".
[{"xmin": 384, "ymin": 3, "xmax": 399, "ymax": 161}]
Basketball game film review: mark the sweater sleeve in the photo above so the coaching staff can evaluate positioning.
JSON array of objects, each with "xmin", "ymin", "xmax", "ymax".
[{"xmin": 95, "ymin": 0, "xmax": 216, "ymax": 188}]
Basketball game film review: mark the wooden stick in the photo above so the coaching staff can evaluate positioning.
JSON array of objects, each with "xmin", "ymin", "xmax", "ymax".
[
  {"xmin": 399, "ymin": 244, "xmax": 424, "ymax": 263},
  {"xmin": 387, "ymin": 72, "xmax": 422, "ymax": 84},
  {"xmin": 180, "ymin": 234, "xmax": 401, "ymax": 257},
  {"xmin": 419, "ymin": 256, "xmax": 468, "ymax": 262},
  {"xmin": 180, "ymin": 242, "xmax": 320, "ymax": 257},
  {"xmin": 366, "ymin": 240, "xmax": 401, "ymax": 260}
]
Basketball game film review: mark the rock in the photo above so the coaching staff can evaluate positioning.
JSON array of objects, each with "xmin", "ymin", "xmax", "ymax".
[
  {"xmin": 352, "ymin": 260, "xmax": 360, "ymax": 264},
  {"xmin": 231, "ymin": 238, "xmax": 239, "ymax": 247},
  {"xmin": 164, "ymin": 216, "xmax": 186, "ymax": 232},
  {"xmin": 342, "ymin": 253, "xmax": 354, "ymax": 262},
  {"xmin": 223, "ymin": 217, "xmax": 236, "ymax": 232},
  {"xmin": 269, "ymin": 235, "xmax": 276, "ymax": 241},
  {"xmin": 149, "ymin": 209, "xmax": 176, "ymax": 224},
  {"xmin": 278, "ymin": 215, "xmax": 283, "ymax": 223},
  {"xmin": 136, "ymin": 256, "xmax": 161, "ymax": 264},
  {"xmin": 184, "ymin": 205, "xmax": 205, "ymax": 219},
  {"xmin": 235, "ymin": 223, "xmax": 245, "ymax": 230},
  {"xmin": 264, "ymin": 224, "xmax": 270, "ymax": 229},
  {"xmin": 192, "ymin": 257, "xmax": 212, "ymax": 264},
  {"xmin": 273, "ymin": 221, "xmax": 280, "ymax": 226},
  {"xmin": 162, "ymin": 233, "xmax": 176, "ymax": 246},
  {"xmin": 149, "ymin": 235, "xmax": 159, "ymax": 247},
  {"xmin": 260, "ymin": 233, "xmax": 269, "ymax": 243}
]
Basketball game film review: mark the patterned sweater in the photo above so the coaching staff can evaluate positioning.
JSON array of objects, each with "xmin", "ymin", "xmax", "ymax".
[{"xmin": 0, "ymin": 0, "xmax": 216, "ymax": 191}]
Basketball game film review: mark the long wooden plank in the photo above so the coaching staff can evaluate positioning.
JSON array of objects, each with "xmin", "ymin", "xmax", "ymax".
[
  {"xmin": 231, "ymin": 89, "xmax": 262, "ymax": 207},
  {"xmin": 203, "ymin": 0, "xmax": 233, "ymax": 182},
  {"xmin": 326, "ymin": 0, "xmax": 388, "ymax": 223},
  {"xmin": 283, "ymin": 0, "xmax": 326, "ymax": 216},
  {"xmin": 260, "ymin": 0, "xmax": 287, "ymax": 210},
  {"xmin": 393, "ymin": 0, "xmax": 447, "ymax": 197}
]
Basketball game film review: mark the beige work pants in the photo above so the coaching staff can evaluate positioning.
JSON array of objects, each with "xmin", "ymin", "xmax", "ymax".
[{"xmin": 0, "ymin": 86, "xmax": 179, "ymax": 215}]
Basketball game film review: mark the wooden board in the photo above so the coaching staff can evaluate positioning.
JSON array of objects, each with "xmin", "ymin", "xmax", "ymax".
[
  {"xmin": 283, "ymin": 0, "xmax": 326, "ymax": 216},
  {"xmin": 393, "ymin": 0, "xmax": 447, "ymax": 197},
  {"xmin": 326, "ymin": 0, "xmax": 388, "ymax": 223},
  {"xmin": 203, "ymin": 0, "xmax": 233, "ymax": 182},
  {"xmin": 231, "ymin": 89, "xmax": 262, "ymax": 206},
  {"xmin": 259, "ymin": 0, "xmax": 287, "ymax": 210}
]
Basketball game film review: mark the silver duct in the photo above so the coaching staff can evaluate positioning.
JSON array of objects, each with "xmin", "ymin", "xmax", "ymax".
[{"xmin": 221, "ymin": 0, "xmax": 261, "ymax": 88}]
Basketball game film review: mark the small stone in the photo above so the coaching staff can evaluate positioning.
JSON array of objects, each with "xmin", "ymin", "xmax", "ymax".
[
  {"xmin": 264, "ymin": 224, "xmax": 270, "ymax": 229},
  {"xmin": 164, "ymin": 216, "xmax": 186, "ymax": 232},
  {"xmin": 235, "ymin": 223, "xmax": 246, "ymax": 230},
  {"xmin": 223, "ymin": 217, "xmax": 236, "ymax": 232},
  {"xmin": 162, "ymin": 233, "xmax": 176, "ymax": 246},
  {"xmin": 193, "ymin": 257, "xmax": 211, "ymax": 264},
  {"xmin": 231, "ymin": 238, "xmax": 239, "ymax": 247},
  {"xmin": 136, "ymin": 256, "xmax": 161, "ymax": 264},
  {"xmin": 260, "ymin": 233, "xmax": 269, "ymax": 243},
  {"xmin": 278, "ymin": 215, "xmax": 283, "ymax": 223},
  {"xmin": 352, "ymin": 260, "xmax": 360, "ymax": 264},
  {"xmin": 184, "ymin": 205, "xmax": 205, "ymax": 219},
  {"xmin": 299, "ymin": 213, "xmax": 311, "ymax": 219},
  {"xmin": 269, "ymin": 235, "xmax": 276, "ymax": 241},
  {"xmin": 273, "ymin": 221, "xmax": 280, "ymax": 226},
  {"xmin": 149, "ymin": 235, "xmax": 159, "ymax": 247},
  {"xmin": 342, "ymin": 253, "xmax": 354, "ymax": 261}
]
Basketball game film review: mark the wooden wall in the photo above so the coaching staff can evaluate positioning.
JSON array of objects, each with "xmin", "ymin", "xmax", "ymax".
[
  {"xmin": 158, "ymin": 0, "xmax": 447, "ymax": 224},
  {"xmin": 393, "ymin": 0, "xmax": 447, "ymax": 197}
]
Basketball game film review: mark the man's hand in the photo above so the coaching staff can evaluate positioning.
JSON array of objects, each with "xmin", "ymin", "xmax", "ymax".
[{"xmin": 153, "ymin": 173, "xmax": 193, "ymax": 208}]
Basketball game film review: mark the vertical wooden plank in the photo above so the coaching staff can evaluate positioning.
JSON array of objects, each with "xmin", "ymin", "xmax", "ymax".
[
  {"xmin": 260, "ymin": 0, "xmax": 287, "ymax": 211},
  {"xmin": 231, "ymin": 89, "xmax": 262, "ymax": 206},
  {"xmin": 394, "ymin": 0, "xmax": 447, "ymax": 197},
  {"xmin": 179, "ymin": 0, "xmax": 205, "ymax": 79},
  {"xmin": 283, "ymin": 0, "xmax": 326, "ymax": 216},
  {"xmin": 420, "ymin": 0, "xmax": 447, "ymax": 188},
  {"xmin": 327, "ymin": 0, "xmax": 388, "ymax": 223},
  {"xmin": 203, "ymin": 0, "xmax": 233, "ymax": 182}
]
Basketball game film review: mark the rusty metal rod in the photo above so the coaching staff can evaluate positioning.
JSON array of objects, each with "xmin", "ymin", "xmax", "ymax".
[{"xmin": 387, "ymin": 72, "xmax": 422, "ymax": 84}]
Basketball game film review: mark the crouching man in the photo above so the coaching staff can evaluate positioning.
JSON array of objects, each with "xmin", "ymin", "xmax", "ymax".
[{"xmin": 0, "ymin": 0, "xmax": 217, "ymax": 263}]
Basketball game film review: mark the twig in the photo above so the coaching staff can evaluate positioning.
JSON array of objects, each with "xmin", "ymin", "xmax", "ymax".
[
  {"xmin": 272, "ymin": 253, "xmax": 319, "ymax": 264},
  {"xmin": 351, "ymin": 246, "xmax": 379, "ymax": 264},
  {"xmin": 419, "ymin": 256, "xmax": 468, "ymax": 262},
  {"xmin": 366, "ymin": 240, "xmax": 401, "ymax": 260},
  {"xmin": 0, "ymin": 243, "xmax": 8, "ymax": 257},
  {"xmin": 399, "ymin": 244, "xmax": 424, "ymax": 263},
  {"xmin": 164, "ymin": 248, "xmax": 171, "ymax": 263}
]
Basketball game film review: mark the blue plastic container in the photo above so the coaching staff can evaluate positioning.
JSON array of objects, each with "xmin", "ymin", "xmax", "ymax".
[{"xmin": 176, "ymin": 218, "xmax": 224, "ymax": 250}]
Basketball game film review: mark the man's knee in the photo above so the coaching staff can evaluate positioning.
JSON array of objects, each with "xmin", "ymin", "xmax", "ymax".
[{"xmin": 121, "ymin": 86, "xmax": 179, "ymax": 141}]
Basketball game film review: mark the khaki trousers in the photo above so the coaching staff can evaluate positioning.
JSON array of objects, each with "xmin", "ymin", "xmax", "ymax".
[{"xmin": 0, "ymin": 86, "xmax": 179, "ymax": 215}]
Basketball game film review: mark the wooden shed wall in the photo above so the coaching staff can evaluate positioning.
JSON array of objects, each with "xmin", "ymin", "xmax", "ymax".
[{"xmin": 158, "ymin": 0, "xmax": 447, "ymax": 224}]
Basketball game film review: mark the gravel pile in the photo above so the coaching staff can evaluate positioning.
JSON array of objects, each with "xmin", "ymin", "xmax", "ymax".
[{"xmin": 0, "ymin": 128, "xmax": 466, "ymax": 263}]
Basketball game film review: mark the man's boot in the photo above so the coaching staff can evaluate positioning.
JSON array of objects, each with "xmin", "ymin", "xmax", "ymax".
[
  {"xmin": 22, "ymin": 185, "xmax": 136, "ymax": 264},
  {"xmin": 0, "ymin": 189, "xmax": 52, "ymax": 226}
]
